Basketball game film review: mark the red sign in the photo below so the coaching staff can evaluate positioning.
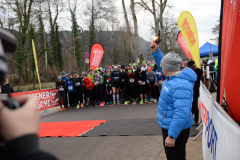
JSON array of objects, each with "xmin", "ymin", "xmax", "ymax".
[
  {"xmin": 90, "ymin": 43, "xmax": 104, "ymax": 71},
  {"xmin": 177, "ymin": 32, "xmax": 192, "ymax": 58},
  {"xmin": 200, "ymin": 101, "xmax": 207, "ymax": 126},
  {"xmin": 11, "ymin": 88, "xmax": 59, "ymax": 111}
]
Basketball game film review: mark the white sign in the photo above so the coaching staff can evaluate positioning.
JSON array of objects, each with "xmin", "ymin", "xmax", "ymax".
[
  {"xmin": 200, "ymin": 84, "xmax": 240, "ymax": 160},
  {"xmin": 85, "ymin": 59, "xmax": 89, "ymax": 64}
]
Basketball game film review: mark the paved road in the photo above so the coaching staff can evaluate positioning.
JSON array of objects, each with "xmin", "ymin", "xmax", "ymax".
[{"xmin": 39, "ymin": 103, "xmax": 164, "ymax": 160}]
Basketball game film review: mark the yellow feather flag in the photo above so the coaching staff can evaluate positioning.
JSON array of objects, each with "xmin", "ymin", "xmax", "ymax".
[
  {"xmin": 32, "ymin": 39, "xmax": 42, "ymax": 90},
  {"xmin": 178, "ymin": 11, "xmax": 200, "ymax": 68}
]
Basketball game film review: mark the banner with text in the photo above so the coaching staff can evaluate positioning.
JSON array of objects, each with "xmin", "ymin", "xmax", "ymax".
[
  {"xmin": 178, "ymin": 11, "xmax": 200, "ymax": 68},
  {"xmin": 11, "ymin": 88, "xmax": 59, "ymax": 111},
  {"xmin": 200, "ymin": 84, "xmax": 240, "ymax": 160},
  {"xmin": 90, "ymin": 43, "xmax": 104, "ymax": 71},
  {"xmin": 177, "ymin": 31, "xmax": 192, "ymax": 58}
]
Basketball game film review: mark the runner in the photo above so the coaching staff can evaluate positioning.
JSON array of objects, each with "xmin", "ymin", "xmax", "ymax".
[
  {"xmin": 61, "ymin": 72, "xmax": 69, "ymax": 109},
  {"xmin": 56, "ymin": 76, "xmax": 65, "ymax": 111},
  {"xmin": 120, "ymin": 65, "xmax": 129, "ymax": 105},
  {"xmin": 94, "ymin": 73, "xmax": 105, "ymax": 106},
  {"xmin": 105, "ymin": 72, "xmax": 113, "ymax": 105},
  {"xmin": 146, "ymin": 67, "xmax": 157, "ymax": 102},
  {"xmin": 135, "ymin": 67, "xmax": 148, "ymax": 104},
  {"xmin": 127, "ymin": 70, "xmax": 136, "ymax": 103},
  {"xmin": 72, "ymin": 71, "xmax": 83, "ymax": 108},
  {"xmin": 83, "ymin": 73, "xmax": 94, "ymax": 106},
  {"xmin": 110, "ymin": 66, "xmax": 122, "ymax": 105},
  {"xmin": 67, "ymin": 74, "xmax": 75, "ymax": 108}
]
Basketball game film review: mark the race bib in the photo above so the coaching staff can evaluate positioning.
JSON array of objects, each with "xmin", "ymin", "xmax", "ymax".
[
  {"xmin": 75, "ymin": 82, "xmax": 81, "ymax": 86},
  {"xmin": 96, "ymin": 81, "xmax": 100, "ymax": 84},
  {"xmin": 129, "ymin": 78, "xmax": 134, "ymax": 83},
  {"xmin": 59, "ymin": 88, "xmax": 64, "ymax": 91},
  {"xmin": 141, "ymin": 81, "xmax": 145, "ymax": 85},
  {"xmin": 68, "ymin": 86, "xmax": 73, "ymax": 90},
  {"xmin": 114, "ymin": 77, "xmax": 119, "ymax": 80}
]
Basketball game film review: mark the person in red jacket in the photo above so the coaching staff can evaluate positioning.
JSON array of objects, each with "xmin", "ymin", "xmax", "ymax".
[{"xmin": 83, "ymin": 74, "xmax": 93, "ymax": 106}]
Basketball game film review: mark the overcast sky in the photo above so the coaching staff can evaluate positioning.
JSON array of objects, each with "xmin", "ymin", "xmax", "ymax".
[{"xmin": 58, "ymin": 0, "xmax": 221, "ymax": 47}]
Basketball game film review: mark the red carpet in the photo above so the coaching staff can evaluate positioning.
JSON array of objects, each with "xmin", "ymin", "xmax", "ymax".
[{"xmin": 39, "ymin": 120, "xmax": 108, "ymax": 137}]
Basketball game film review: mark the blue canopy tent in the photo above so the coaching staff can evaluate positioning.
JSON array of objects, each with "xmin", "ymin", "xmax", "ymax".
[{"xmin": 199, "ymin": 42, "xmax": 218, "ymax": 57}]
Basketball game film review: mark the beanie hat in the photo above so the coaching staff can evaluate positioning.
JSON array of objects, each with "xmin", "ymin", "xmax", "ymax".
[
  {"xmin": 148, "ymin": 67, "xmax": 152, "ymax": 71},
  {"xmin": 114, "ymin": 66, "xmax": 118, "ymax": 69},
  {"xmin": 160, "ymin": 51, "xmax": 182, "ymax": 71},
  {"xmin": 121, "ymin": 65, "xmax": 125, "ymax": 69},
  {"xmin": 73, "ymin": 71, "xmax": 78, "ymax": 74},
  {"xmin": 133, "ymin": 63, "xmax": 137, "ymax": 67},
  {"xmin": 142, "ymin": 61, "xmax": 146, "ymax": 64},
  {"xmin": 61, "ymin": 71, "xmax": 65, "ymax": 75},
  {"xmin": 137, "ymin": 67, "xmax": 141, "ymax": 72},
  {"xmin": 58, "ymin": 76, "xmax": 61, "ymax": 80},
  {"xmin": 187, "ymin": 61, "xmax": 195, "ymax": 67},
  {"xmin": 128, "ymin": 70, "xmax": 132, "ymax": 73},
  {"xmin": 105, "ymin": 67, "xmax": 109, "ymax": 70},
  {"xmin": 83, "ymin": 73, "xmax": 87, "ymax": 77},
  {"xmin": 151, "ymin": 64, "xmax": 154, "ymax": 67},
  {"xmin": 109, "ymin": 66, "xmax": 112, "ymax": 69},
  {"xmin": 94, "ymin": 73, "xmax": 99, "ymax": 76}
]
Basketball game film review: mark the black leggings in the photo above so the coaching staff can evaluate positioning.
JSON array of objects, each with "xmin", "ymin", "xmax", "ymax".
[
  {"xmin": 122, "ymin": 84, "xmax": 128, "ymax": 101},
  {"xmin": 192, "ymin": 96, "xmax": 199, "ymax": 123},
  {"xmin": 75, "ymin": 87, "xmax": 83, "ymax": 104},
  {"xmin": 139, "ymin": 85, "xmax": 146, "ymax": 94},
  {"xmin": 68, "ymin": 92, "xmax": 75, "ymax": 106},
  {"xmin": 95, "ymin": 85, "xmax": 103, "ymax": 102},
  {"xmin": 58, "ymin": 91, "xmax": 65, "ymax": 108},
  {"xmin": 149, "ymin": 82, "xmax": 156, "ymax": 99}
]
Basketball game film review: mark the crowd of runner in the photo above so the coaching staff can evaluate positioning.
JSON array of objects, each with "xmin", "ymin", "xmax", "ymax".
[{"xmin": 55, "ymin": 57, "xmax": 216, "ymax": 111}]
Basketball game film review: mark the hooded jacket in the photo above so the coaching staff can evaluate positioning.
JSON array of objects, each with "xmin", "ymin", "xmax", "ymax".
[
  {"xmin": 1, "ymin": 84, "xmax": 14, "ymax": 94},
  {"xmin": 61, "ymin": 76, "xmax": 69, "ymax": 89},
  {"xmin": 84, "ymin": 77, "xmax": 93, "ymax": 90},
  {"xmin": 152, "ymin": 48, "xmax": 197, "ymax": 139}
]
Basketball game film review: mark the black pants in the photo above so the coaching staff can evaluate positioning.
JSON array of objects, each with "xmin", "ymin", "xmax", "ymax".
[
  {"xmin": 122, "ymin": 83, "xmax": 128, "ymax": 101},
  {"xmin": 132, "ymin": 84, "xmax": 137, "ymax": 99},
  {"xmin": 162, "ymin": 128, "xmax": 190, "ymax": 160},
  {"xmin": 58, "ymin": 91, "xmax": 65, "ymax": 108},
  {"xmin": 75, "ymin": 87, "xmax": 83, "ymax": 104},
  {"xmin": 139, "ymin": 85, "xmax": 146, "ymax": 94},
  {"xmin": 95, "ymin": 85, "xmax": 103, "ymax": 102},
  {"xmin": 64, "ymin": 90, "xmax": 68, "ymax": 108},
  {"xmin": 192, "ymin": 96, "xmax": 199, "ymax": 123},
  {"xmin": 84, "ymin": 87, "xmax": 88, "ymax": 103},
  {"xmin": 68, "ymin": 92, "xmax": 75, "ymax": 107}
]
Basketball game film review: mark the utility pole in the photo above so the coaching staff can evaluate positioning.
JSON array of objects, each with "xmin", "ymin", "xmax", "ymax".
[{"xmin": 72, "ymin": 27, "xmax": 77, "ymax": 68}]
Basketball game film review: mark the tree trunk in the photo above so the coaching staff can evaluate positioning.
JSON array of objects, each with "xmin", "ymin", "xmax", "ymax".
[
  {"xmin": 152, "ymin": 0, "xmax": 158, "ymax": 35},
  {"xmin": 130, "ymin": 0, "xmax": 142, "ymax": 61}
]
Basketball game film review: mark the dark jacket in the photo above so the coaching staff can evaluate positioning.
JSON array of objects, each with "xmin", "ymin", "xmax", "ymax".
[
  {"xmin": 120, "ymin": 71, "xmax": 128, "ymax": 84},
  {"xmin": 110, "ymin": 70, "xmax": 122, "ymax": 84},
  {"xmin": 56, "ymin": 81, "xmax": 65, "ymax": 92},
  {"xmin": 72, "ymin": 77, "xmax": 83, "ymax": 92},
  {"xmin": 135, "ymin": 71, "xmax": 147, "ymax": 84},
  {"xmin": 0, "ymin": 134, "xmax": 58, "ymax": 160},
  {"xmin": 1, "ymin": 84, "xmax": 14, "ymax": 94}
]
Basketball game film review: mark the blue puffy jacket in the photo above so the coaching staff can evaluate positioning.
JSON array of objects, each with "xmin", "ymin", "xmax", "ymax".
[
  {"xmin": 61, "ymin": 76, "xmax": 69, "ymax": 89},
  {"xmin": 152, "ymin": 48, "xmax": 197, "ymax": 139}
]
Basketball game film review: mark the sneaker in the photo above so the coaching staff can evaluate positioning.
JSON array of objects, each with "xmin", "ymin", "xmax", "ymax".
[
  {"xmin": 117, "ymin": 101, "xmax": 120, "ymax": 104},
  {"xmin": 64, "ymin": 108, "xmax": 67, "ymax": 110},
  {"xmin": 150, "ymin": 98, "xmax": 154, "ymax": 102},
  {"xmin": 124, "ymin": 101, "xmax": 128, "ymax": 105},
  {"xmin": 153, "ymin": 99, "xmax": 157, "ymax": 103},
  {"xmin": 131, "ymin": 98, "xmax": 134, "ymax": 102},
  {"xmin": 128, "ymin": 101, "xmax": 131, "ymax": 104},
  {"xmin": 113, "ymin": 101, "xmax": 116, "ymax": 105},
  {"xmin": 110, "ymin": 101, "xmax": 113, "ymax": 105},
  {"xmin": 86, "ymin": 103, "xmax": 89, "ymax": 106},
  {"xmin": 140, "ymin": 100, "xmax": 144, "ymax": 104},
  {"xmin": 99, "ymin": 101, "xmax": 105, "ymax": 106},
  {"xmin": 76, "ymin": 105, "xmax": 80, "ymax": 109},
  {"xmin": 95, "ymin": 103, "xmax": 98, "ymax": 106},
  {"xmin": 106, "ymin": 102, "xmax": 109, "ymax": 105},
  {"xmin": 60, "ymin": 108, "xmax": 63, "ymax": 111},
  {"xmin": 144, "ymin": 99, "xmax": 148, "ymax": 103},
  {"xmin": 132, "ymin": 100, "xmax": 137, "ymax": 105},
  {"xmin": 81, "ymin": 104, "xmax": 84, "ymax": 107}
]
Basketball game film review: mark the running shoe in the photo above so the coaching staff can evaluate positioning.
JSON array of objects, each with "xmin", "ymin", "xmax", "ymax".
[
  {"xmin": 128, "ymin": 101, "xmax": 131, "ymax": 104},
  {"xmin": 95, "ymin": 103, "xmax": 98, "ymax": 106},
  {"xmin": 132, "ymin": 100, "xmax": 137, "ymax": 105},
  {"xmin": 60, "ymin": 108, "xmax": 63, "ymax": 111},
  {"xmin": 77, "ymin": 105, "xmax": 80, "ymax": 109},
  {"xmin": 131, "ymin": 98, "xmax": 134, "ymax": 102},
  {"xmin": 140, "ymin": 100, "xmax": 144, "ymax": 104},
  {"xmin": 99, "ymin": 101, "xmax": 105, "ymax": 106},
  {"xmin": 117, "ymin": 101, "xmax": 120, "ymax": 104},
  {"xmin": 64, "ymin": 108, "xmax": 67, "ymax": 110},
  {"xmin": 144, "ymin": 99, "xmax": 148, "ymax": 103},
  {"xmin": 153, "ymin": 99, "xmax": 157, "ymax": 103},
  {"xmin": 124, "ymin": 101, "xmax": 128, "ymax": 105},
  {"xmin": 113, "ymin": 101, "xmax": 116, "ymax": 105},
  {"xmin": 110, "ymin": 101, "xmax": 113, "ymax": 105},
  {"xmin": 81, "ymin": 104, "xmax": 84, "ymax": 107},
  {"xmin": 106, "ymin": 102, "xmax": 109, "ymax": 105}
]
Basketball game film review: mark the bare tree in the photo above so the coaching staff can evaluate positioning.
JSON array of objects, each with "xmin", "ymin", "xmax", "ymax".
[{"xmin": 211, "ymin": 19, "xmax": 220, "ymax": 44}]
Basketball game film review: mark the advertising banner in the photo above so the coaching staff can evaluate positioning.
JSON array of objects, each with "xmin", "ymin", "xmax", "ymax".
[
  {"xmin": 178, "ymin": 11, "xmax": 200, "ymax": 67},
  {"xmin": 32, "ymin": 39, "xmax": 42, "ymax": 90},
  {"xmin": 220, "ymin": 0, "xmax": 240, "ymax": 123},
  {"xmin": 200, "ymin": 84, "xmax": 240, "ymax": 160},
  {"xmin": 90, "ymin": 43, "xmax": 104, "ymax": 71},
  {"xmin": 11, "ymin": 88, "xmax": 59, "ymax": 111},
  {"xmin": 177, "ymin": 31, "xmax": 192, "ymax": 58}
]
